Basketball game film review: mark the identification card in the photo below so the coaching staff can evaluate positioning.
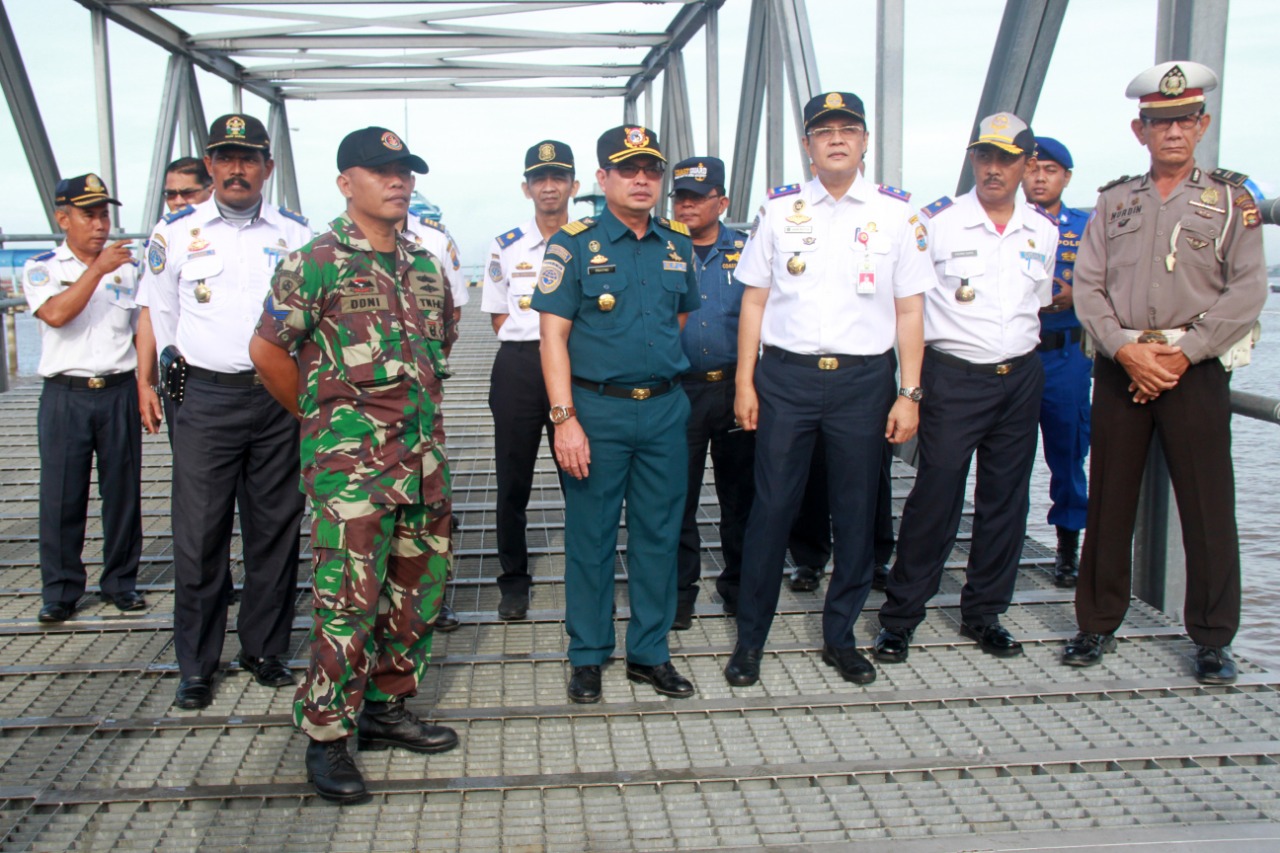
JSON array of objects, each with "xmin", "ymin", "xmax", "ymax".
[{"xmin": 856, "ymin": 254, "xmax": 876, "ymax": 294}]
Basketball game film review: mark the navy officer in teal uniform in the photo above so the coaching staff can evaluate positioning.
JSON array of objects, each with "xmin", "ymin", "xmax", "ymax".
[{"xmin": 532, "ymin": 125, "xmax": 700, "ymax": 704}]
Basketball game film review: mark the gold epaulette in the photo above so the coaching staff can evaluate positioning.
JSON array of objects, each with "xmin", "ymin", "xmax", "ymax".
[
  {"xmin": 561, "ymin": 217, "xmax": 595, "ymax": 236},
  {"xmin": 660, "ymin": 217, "xmax": 690, "ymax": 236}
]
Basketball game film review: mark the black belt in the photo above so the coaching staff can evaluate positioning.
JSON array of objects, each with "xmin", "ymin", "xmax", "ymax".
[
  {"xmin": 45, "ymin": 370, "xmax": 135, "ymax": 390},
  {"xmin": 186, "ymin": 365, "xmax": 262, "ymax": 387},
  {"xmin": 683, "ymin": 366, "xmax": 734, "ymax": 383},
  {"xmin": 500, "ymin": 340, "xmax": 541, "ymax": 352},
  {"xmin": 571, "ymin": 376, "xmax": 676, "ymax": 401},
  {"xmin": 1037, "ymin": 327, "xmax": 1083, "ymax": 352},
  {"xmin": 927, "ymin": 347, "xmax": 1036, "ymax": 376},
  {"xmin": 763, "ymin": 345, "xmax": 886, "ymax": 370}
]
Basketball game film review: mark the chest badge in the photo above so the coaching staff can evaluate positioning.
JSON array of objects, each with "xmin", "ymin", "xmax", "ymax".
[
  {"xmin": 1201, "ymin": 187, "xmax": 1219, "ymax": 205},
  {"xmin": 802, "ymin": 237, "xmax": 816, "ymax": 245},
  {"xmin": 194, "ymin": 282, "xmax": 212, "ymax": 303},
  {"xmin": 518, "ymin": 296, "xmax": 532, "ymax": 310},
  {"xmin": 786, "ymin": 255, "xmax": 806, "ymax": 276},
  {"xmin": 188, "ymin": 238, "xmax": 209, "ymax": 253},
  {"xmin": 588, "ymin": 240, "xmax": 602, "ymax": 253},
  {"xmin": 598, "ymin": 293, "xmax": 617, "ymax": 312},
  {"xmin": 955, "ymin": 279, "xmax": 976, "ymax": 303},
  {"xmin": 589, "ymin": 254, "xmax": 609, "ymax": 265},
  {"xmin": 786, "ymin": 212, "xmax": 812, "ymax": 225}
]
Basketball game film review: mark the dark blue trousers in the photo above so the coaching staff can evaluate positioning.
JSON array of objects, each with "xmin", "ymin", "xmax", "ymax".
[
  {"xmin": 735, "ymin": 350, "xmax": 894, "ymax": 651},
  {"xmin": 1038, "ymin": 341, "xmax": 1092, "ymax": 531},
  {"xmin": 38, "ymin": 379, "xmax": 142, "ymax": 605},
  {"xmin": 881, "ymin": 352, "xmax": 1044, "ymax": 632}
]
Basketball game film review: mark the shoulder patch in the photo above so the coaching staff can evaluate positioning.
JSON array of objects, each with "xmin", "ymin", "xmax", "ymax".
[
  {"xmin": 418, "ymin": 215, "xmax": 445, "ymax": 232},
  {"xmin": 31, "ymin": 250, "xmax": 55, "ymax": 262},
  {"xmin": 1097, "ymin": 174, "xmax": 1137, "ymax": 193},
  {"xmin": 495, "ymin": 227, "xmax": 524, "ymax": 248},
  {"xmin": 768, "ymin": 183, "xmax": 801, "ymax": 199},
  {"xmin": 662, "ymin": 218, "xmax": 690, "ymax": 237},
  {"xmin": 921, "ymin": 196, "xmax": 953, "ymax": 219},
  {"xmin": 162, "ymin": 204, "xmax": 195, "ymax": 224},
  {"xmin": 1210, "ymin": 168, "xmax": 1248, "ymax": 188},
  {"xmin": 561, "ymin": 217, "xmax": 596, "ymax": 236},
  {"xmin": 878, "ymin": 184, "xmax": 911, "ymax": 202},
  {"xmin": 278, "ymin": 207, "xmax": 308, "ymax": 226},
  {"xmin": 1029, "ymin": 203, "xmax": 1058, "ymax": 224}
]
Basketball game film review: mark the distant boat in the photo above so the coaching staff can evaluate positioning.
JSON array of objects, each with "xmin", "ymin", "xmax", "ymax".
[{"xmin": 1271, "ymin": 280, "xmax": 1280, "ymax": 294}]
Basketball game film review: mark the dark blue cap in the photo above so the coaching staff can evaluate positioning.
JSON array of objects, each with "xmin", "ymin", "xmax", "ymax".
[
  {"xmin": 803, "ymin": 92, "xmax": 866, "ymax": 130},
  {"xmin": 671, "ymin": 156, "xmax": 725, "ymax": 194},
  {"xmin": 54, "ymin": 174, "xmax": 120, "ymax": 208},
  {"xmin": 1032, "ymin": 136, "xmax": 1073, "ymax": 170},
  {"xmin": 337, "ymin": 127, "xmax": 428, "ymax": 174}
]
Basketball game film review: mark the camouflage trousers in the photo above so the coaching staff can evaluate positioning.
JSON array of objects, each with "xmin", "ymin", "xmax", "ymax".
[{"xmin": 294, "ymin": 498, "xmax": 451, "ymax": 741}]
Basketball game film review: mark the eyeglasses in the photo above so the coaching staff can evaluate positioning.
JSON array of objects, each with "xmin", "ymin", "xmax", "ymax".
[
  {"xmin": 1143, "ymin": 113, "xmax": 1203, "ymax": 131},
  {"xmin": 163, "ymin": 187, "xmax": 208, "ymax": 200},
  {"xmin": 608, "ymin": 163, "xmax": 665, "ymax": 179},
  {"xmin": 807, "ymin": 125, "xmax": 865, "ymax": 141},
  {"xmin": 669, "ymin": 191, "xmax": 723, "ymax": 203}
]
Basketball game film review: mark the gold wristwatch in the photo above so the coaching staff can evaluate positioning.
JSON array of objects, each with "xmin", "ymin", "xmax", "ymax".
[{"xmin": 550, "ymin": 405, "xmax": 576, "ymax": 424}]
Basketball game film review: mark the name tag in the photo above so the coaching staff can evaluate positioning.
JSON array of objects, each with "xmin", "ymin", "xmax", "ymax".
[
  {"xmin": 511, "ymin": 271, "xmax": 537, "ymax": 278},
  {"xmin": 416, "ymin": 294, "xmax": 445, "ymax": 312},
  {"xmin": 341, "ymin": 294, "xmax": 389, "ymax": 313},
  {"xmin": 784, "ymin": 225, "xmax": 813, "ymax": 233},
  {"xmin": 951, "ymin": 249, "xmax": 978, "ymax": 258},
  {"xmin": 587, "ymin": 265, "xmax": 616, "ymax": 275},
  {"xmin": 663, "ymin": 261, "xmax": 688, "ymax": 272}
]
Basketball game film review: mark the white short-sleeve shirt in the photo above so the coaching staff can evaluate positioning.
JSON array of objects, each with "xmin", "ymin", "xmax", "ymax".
[
  {"xmin": 402, "ymin": 216, "xmax": 469, "ymax": 309},
  {"xmin": 480, "ymin": 218, "xmax": 549, "ymax": 342}
]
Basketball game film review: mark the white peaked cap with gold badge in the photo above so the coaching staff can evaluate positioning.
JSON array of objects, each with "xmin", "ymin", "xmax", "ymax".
[{"xmin": 1125, "ymin": 61, "xmax": 1219, "ymax": 117}]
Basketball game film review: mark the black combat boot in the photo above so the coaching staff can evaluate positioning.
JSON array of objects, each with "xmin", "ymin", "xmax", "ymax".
[
  {"xmin": 306, "ymin": 738, "xmax": 369, "ymax": 805},
  {"xmin": 1054, "ymin": 527, "xmax": 1080, "ymax": 588},
  {"xmin": 357, "ymin": 697, "xmax": 459, "ymax": 754}
]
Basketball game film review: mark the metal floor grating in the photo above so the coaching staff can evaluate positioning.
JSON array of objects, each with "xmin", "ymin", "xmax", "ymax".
[{"xmin": 1, "ymin": 308, "xmax": 1278, "ymax": 850}]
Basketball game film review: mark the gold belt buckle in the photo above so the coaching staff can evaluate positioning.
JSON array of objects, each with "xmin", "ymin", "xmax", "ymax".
[
  {"xmin": 631, "ymin": 387, "xmax": 652, "ymax": 401},
  {"xmin": 705, "ymin": 370, "xmax": 724, "ymax": 382},
  {"xmin": 995, "ymin": 363, "xmax": 1012, "ymax": 376},
  {"xmin": 87, "ymin": 377, "xmax": 106, "ymax": 389},
  {"xmin": 1138, "ymin": 330, "xmax": 1168, "ymax": 344},
  {"xmin": 818, "ymin": 357, "xmax": 839, "ymax": 371}
]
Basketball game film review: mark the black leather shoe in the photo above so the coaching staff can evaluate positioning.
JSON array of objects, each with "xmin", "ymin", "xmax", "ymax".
[
  {"xmin": 961, "ymin": 622, "xmax": 1024, "ymax": 658},
  {"xmin": 174, "ymin": 676, "xmax": 213, "ymax": 710},
  {"xmin": 357, "ymin": 697, "xmax": 459, "ymax": 753},
  {"xmin": 237, "ymin": 653, "xmax": 296, "ymax": 688},
  {"xmin": 497, "ymin": 590, "xmax": 528, "ymax": 621},
  {"xmin": 1062, "ymin": 631, "xmax": 1115, "ymax": 667},
  {"xmin": 873, "ymin": 626, "xmax": 913, "ymax": 663},
  {"xmin": 1054, "ymin": 527, "xmax": 1080, "ymax": 588},
  {"xmin": 671, "ymin": 602, "xmax": 694, "ymax": 631},
  {"xmin": 1193, "ymin": 645, "xmax": 1238, "ymax": 685},
  {"xmin": 716, "ymin": 582, "xmax": 739, "ymax": 616},
  {"xmin": 568, "ymin": 665, "xmax": 602, "ymax": 703},
  {"xmin": 38, "ymin": 601, "xmax": 75, "ymax": 623},
  {"xmin": 101, "ymin": 590, "xmax": 147, "ymax": 613},
  {"xmin": 626, "ymin": 660, "xmax": 694, "ymax": 698},
  {"xmin": 306, "ymin": 738, "xmax": 370, "ymax": 805},
  {"xmin": 788, "ymin": 565, "xmax": 824, "ymax": 592},
  {"xmin": 723, "ymin": 645, "xmax": 763, "ymax": 687},
  {"xmin": 821, "ymin": 644, "xmax": 877, "ymax": 684},
  {"xmin": 434, "ymin": 603, "xmax": 461, "ymax": 633},
  {"xmin": 871, "ymin": 563, "xmax": 890, "ymax": 592}
]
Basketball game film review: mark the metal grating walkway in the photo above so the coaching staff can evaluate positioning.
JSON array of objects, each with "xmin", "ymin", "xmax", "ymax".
[{"xmin": 1, "ymin": 307, "xmax": 1278, "ymax": 852}]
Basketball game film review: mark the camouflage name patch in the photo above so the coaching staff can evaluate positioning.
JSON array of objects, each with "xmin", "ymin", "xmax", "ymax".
[
  {"xmin": 274, "ymin": 269, "xmax": 303, "ymax": 298},
  {"xmin": 341, "ymin": 294, "xmax": 390, "ymax": 313}
]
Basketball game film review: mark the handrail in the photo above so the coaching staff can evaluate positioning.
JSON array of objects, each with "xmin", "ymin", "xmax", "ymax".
[{"xmin": 1230, "ymin": 390, "xmax": 1280, "ymax": 424}]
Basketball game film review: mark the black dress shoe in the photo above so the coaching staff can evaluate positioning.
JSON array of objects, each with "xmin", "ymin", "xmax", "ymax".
[
  {"xmin": 100, "ymin": 590, "xmax": 147, "ymax": 613},
  {"xmin": 961, "ymin": 623, "xmax": 1024, "ymax": 658},
  {"xmin": 434, "ymin": 603, "xmax": 461, "ymax": 633},
  {"xmin": 174, "ymin": 676, "xmax": 214, "ymax": 710},
  {"xmin": 821, "ymin": 644, "xmax": 877, "ymax": 684},
  {"xmin": 497, "ymin": 590, "xmax": 529, "ymax": 621},
  {"xmin": 872, "ymin": 626, "xmax": 913, "ymax": 663},
  {"xmin": 38, "ymin": 601, "xmax": 75, "ymax": 623},
  {"xmin": 237, "ymin": 653, "xmax": 296, "ymax": 687},
  {"xmin": 1053, "ymin": 527, "xmax": 1080, "ymax": 588},
  {"xmin": 626, "ymin": 660, "xmax": 694, "ymax": 698},
  {"xmin": 788, "ymin": 565, "xmax": 825, "ymax": 592},
  {"xmin": 871, "ymin": 564, "xmax": 890, "ymax": 592},
  {"xmin": 1062, "ymin": 631, "xmax": 1115, "ymax": 667},
  {"xmin": 671, "ymin": 602, "xmax": 693, "ymax": 631},
  {"xmin": 723, "ymin": 645, "xmax": 763, "ymax": 687},
  {"xmin": 306, "ymin": 738, "xmax": 370, "ymax": 805},
  {"xmin": 716, "ymin": 583, "xmax": 739, "ymax": 616},
  {"xmin": 568, "ymin": 665, "xmax": 602, "ymax": 704},
  {"xmin": 1193, "ymin": 645, "xmax": 1238, "ymax": 685},
  {"xmin": 357, "ymin": 697, "xmax": 459, "ymax": 753}
]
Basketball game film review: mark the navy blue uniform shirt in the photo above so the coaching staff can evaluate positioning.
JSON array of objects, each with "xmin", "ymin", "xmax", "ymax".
[
  {"xmin": 1041, "ymin": 204, "xmax": 1090, "ymax": 333},
  {"xmin": 680, "ymin": 223, "xmax": 747, "ymax": 373}
]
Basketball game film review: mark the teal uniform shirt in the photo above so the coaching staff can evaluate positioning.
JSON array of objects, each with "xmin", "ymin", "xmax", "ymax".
[{"xmin": 531, "ymin": 206, "xmax": 700, "ymax": 384}]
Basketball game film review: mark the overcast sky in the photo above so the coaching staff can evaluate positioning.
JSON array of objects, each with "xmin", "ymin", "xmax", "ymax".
[{"xmin": 2, "ymin": 0, "xmax": 1276, "ymax": 268}]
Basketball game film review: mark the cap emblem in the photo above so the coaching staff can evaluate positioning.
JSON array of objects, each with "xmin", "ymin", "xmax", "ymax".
[
  {"xmin": 624, "ymin": 127, "xmax": 650, "ymax": 149},
  {"xmin": 675, "ymin": 164, "xmax": 708, "ymax": 181},
  {"xmin": 226, "ymin": 116, "xmax": 246, "ymax": 139},
  {"xmin": 381, "ymin": 131, "xmax": 404, "ymax": 151},
  {"xmin": 538, "ymin": 143, "xmax": 556, "ymax": 162},
  {"xmin": 1159, "ymin": 65, "xmax": 1187, "ymax": 97},
  {"xmin": 823, "ymin": 92, "xmax": 845, "ymax": 109},
  {"xmin": 990, "ymin": 114, "xmax": 1009, "ymax": 130},
  {"xmin": 85, "ymin": 174, "xmax": 104, "ymax": 193}
]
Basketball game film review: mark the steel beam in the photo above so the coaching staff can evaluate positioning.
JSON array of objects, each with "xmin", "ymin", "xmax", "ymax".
[
  {"xmin": 91, "ymin": 10, "xmax": 120, "ymax": 230},
  {"xmin": 253, "ymin": 63, "xmax": 643, "ymax": 80},
  {"xmin": 623, "ymin": 95, "xmax": 638, "ymax": 125},
  {"xmin": 268, "ymin": 101, "xmax": 301, "ymax": 213},
  {"xmin": 191, "ymin": 32, "xmax": 665, "ymax": 50},
  {"xmin": 0, "ymin": 0, "xmax": 60, "ymax": 229},
  {"xmin": 727, "ymin": 0, "xmax": 770, "ymax": 223},
  {"xmin": 875, "ymin": 0, "xmax": 905, "ymax": 188},
  {"xmin": 141, "ymin": 55, "xmax": 187, "ymax": 231},
  {"xmin": 1155, "ymin": 0, "xmax": 1228, "ymax": 168},
  {"xmin": 658, "ymin": 50, "xmax": 694, "ymax": 208},
  {"xmin": 765, "ymin": 5, "xmax": 785, "ymax": 190},
  {"xmin": 185, "ymin": 63, "xmax": 209, "ymax": 152},
  {"xmin": 773, "ymin": 0, "xmax": 819, "ymax": 179},
  {"xmin": 288, "ymin": 86, "xmax": 628, "ymax": 99},
  {"xmin": 956, "ymin": 0, "xmax": 1068, "ymax": 194},
  {"xmin": 623, "ymin": 0, "xmax": 727, "ymax": 101},
  {"xmin": 706, "ymin": 5, "xmax": 719, "ymax": 157}
]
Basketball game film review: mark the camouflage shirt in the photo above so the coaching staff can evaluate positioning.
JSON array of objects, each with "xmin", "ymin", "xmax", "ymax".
[{"xmin": 255, "ymin": 214, "xmax": 457, "ymax": 506}]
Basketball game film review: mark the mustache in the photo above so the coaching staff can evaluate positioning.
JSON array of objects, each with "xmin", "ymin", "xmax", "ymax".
[{"xmin": 222, "ymin": 177, "xmax": 250, "ymax": 189}]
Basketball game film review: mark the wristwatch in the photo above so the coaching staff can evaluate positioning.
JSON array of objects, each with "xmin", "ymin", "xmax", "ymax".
[
  {"xmin": 549, "ymin": 404, "xmax": 576, "ymax": 425},
  {"xmin": 898, "ymin": 386, "xmax": 924, "ymax": 403}
]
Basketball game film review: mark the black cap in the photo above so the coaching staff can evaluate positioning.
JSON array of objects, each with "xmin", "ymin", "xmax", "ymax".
[
  {"xmin": 336, "ymin": 127, "xmax": 429, "ymax": 174},
  {"xmin": 524, "ymin": 140, "xmax": 574, "ymax": 175},
  {"xmin": 206, "ymin": 114, "xmax": 271, "ymax": 153},
  {"xmin": 671, "ymin": 157, "xmax": 725, "ymax": 195},
  {"xmin": 803, "ymin": 92, "xmax": 866, "ymax": 130},
  {"xmin": 54, "ymin": 173, "xmax": 120, "ymax": 208},
  {"xmin": 597, "ymin": 125, "xmax": 664, "ymax": 168}
]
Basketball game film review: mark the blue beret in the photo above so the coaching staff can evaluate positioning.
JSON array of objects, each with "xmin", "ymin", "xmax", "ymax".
[{"xmin": 1032, "ymin": 136, "xmax": 1073, "ymax": 170}]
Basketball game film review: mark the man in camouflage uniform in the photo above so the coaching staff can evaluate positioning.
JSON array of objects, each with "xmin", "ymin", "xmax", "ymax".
[{"xmin": 252, "ymin": 127, "xmax": 458, "ymax": 804}]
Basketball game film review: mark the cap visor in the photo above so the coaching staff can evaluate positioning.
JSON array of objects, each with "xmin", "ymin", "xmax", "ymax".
[
  {"xmin": 671, "ymin": 181, "xmax": 716, "ymax": 195},
  {"xmin": 524, "ymin": 163, "xmax": 575, "ymax": 175},
  {"xmin": 206, "ymin": 140, "xmax": 270, "ymax": 151},
  {"xmin": 346, "ymin": 153, "xmax": 430, "ymax": 174},
  {"xmin": 69, "ymin": 195, "xmax": 121, "ymax": 207},
  {"xmin": 968, "ymin": 139, "xmax": 1025, "ymax": 155},
  {"xmin": 1140, "ymin": 101, "xmax": 1204, "ymax": 118},
  {"xmin": 805, "ymin": 108, "xmax": 865, "ymax": 129},
  {"xmin": 607, "ymin": 148, "xmax": 666, "ymax": 164}
]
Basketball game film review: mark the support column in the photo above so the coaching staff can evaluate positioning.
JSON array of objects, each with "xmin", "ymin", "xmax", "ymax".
[
  {"xmin": 727, "ymin": 0, "xmax": 769, "ymax": 223},
  {"xmin": 765, "ymin": 2, "xmax": 784, "ymax": 190},
  {"xmin": 0, "ymin": 0, "xmax": 60, "ymax": 229},
  {"xmin": 142, "ymin": 55, "xmax": 187, "ymax": 230},
  {"xmin": 706, "ymin": 6, "xmax": 720, "ymax": 158},
  {"xmin": 1155, "ymin": 0, "xmax": 1228, "ymax": 168},
  {"xmin": 91, "ymin": 10, "xmax": 120, "ymax": 231},
  {"xmin": 875, "ymin": 0, "xmax": 905, "ymax": 188},
  {"xmin": 773, "ymin": 0, "xmax": 820, "ymax": 181}
]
